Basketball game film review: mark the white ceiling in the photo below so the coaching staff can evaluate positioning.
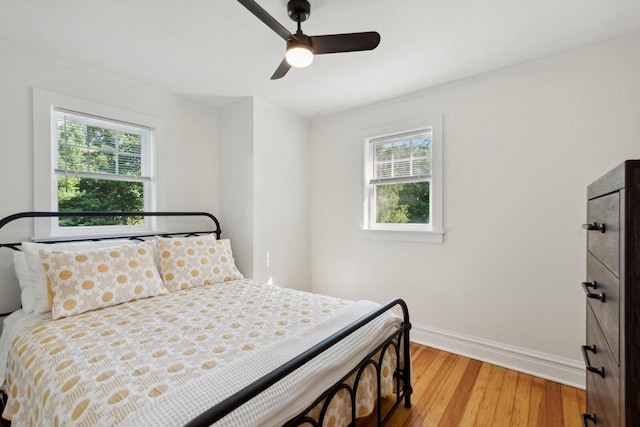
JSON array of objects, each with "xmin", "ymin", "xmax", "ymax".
[{"xmin": 1, "ymin": 0, "xmax": 640, "ymax": 118}]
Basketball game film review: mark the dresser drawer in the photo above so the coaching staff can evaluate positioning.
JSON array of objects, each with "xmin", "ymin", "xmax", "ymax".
[
  {"xmin": 585, "ymin": 305, "xmax": 619, "ymax": 427},
  {"xmin": 586, "ymin": 252, "xmax": 620, "ymax": 363},
  {"xmin": 587, "ymin": 192, "xmax": 620, "ymax": 276}
]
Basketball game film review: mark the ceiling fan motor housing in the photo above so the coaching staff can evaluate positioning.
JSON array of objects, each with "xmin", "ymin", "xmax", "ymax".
[
  {"xmin": 287, "ymin": 33, "xmax": 312, "ymax": 50},
  {"xmin": 288, "ymin": 0, "xmax": 310, "ymax": 22}
]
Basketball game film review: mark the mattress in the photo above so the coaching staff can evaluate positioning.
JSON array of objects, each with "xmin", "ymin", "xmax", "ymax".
[{"xmin": 1, "ymin": 280, "xmax": 401, "ymax": 426}]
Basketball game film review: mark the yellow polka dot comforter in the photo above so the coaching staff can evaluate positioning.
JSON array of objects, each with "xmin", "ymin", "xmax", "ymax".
[{"xmin": 1, "ymin": 280, "xmax": 401, "ymax": 426}]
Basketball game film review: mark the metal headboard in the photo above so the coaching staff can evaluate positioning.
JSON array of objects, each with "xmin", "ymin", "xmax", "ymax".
[
  {"xmin": 0, "ymin": 211, "xmax": 221, "ymax": 249},
  {"xmin": 0, "ymin": 211, "xmax": 222, "ymax": 316}
]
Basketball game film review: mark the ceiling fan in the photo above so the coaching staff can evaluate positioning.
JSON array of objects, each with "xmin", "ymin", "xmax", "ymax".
[{"xmin": 237, "ymin": 0, "xmax": 381, "ymax": 79}]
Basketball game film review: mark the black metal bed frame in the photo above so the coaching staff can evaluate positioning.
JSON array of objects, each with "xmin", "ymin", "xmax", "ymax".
[
  {"xmin": 0, "ymin": 211, "xmax": 222, "ymax": 248},
  {"xmin": 0, "ymin": 211, "xmax": 412, "ymax": 426}
]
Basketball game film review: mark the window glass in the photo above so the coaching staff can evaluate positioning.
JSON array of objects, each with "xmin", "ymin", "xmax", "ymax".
[
  {"xmin": 375, "ymin": 181, "xmax": 430, "ymax": 225},
  {"xmin": 367, "ymin": 129, "xmax": 433, "ymax": 229},
  {"xmin": 53, "ymin": 109, "xmax": 153, "ymax": 229}
]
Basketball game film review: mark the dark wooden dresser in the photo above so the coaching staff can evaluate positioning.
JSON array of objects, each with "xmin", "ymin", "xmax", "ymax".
[{"xmin": 582, "ymin": 160, "xmax": 640, "ymax": 426}]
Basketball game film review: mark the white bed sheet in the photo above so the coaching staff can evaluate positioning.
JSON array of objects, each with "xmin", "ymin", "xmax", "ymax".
[{"xmin": 0, "ymin": 309, "xmax": 48, "ymax": 389}]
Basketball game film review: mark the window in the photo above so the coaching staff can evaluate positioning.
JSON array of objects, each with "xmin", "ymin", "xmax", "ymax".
[
  {"xmin": 363, "ymin": 116, "xmax": 443, "ymax": 241},
  {"xmin": 53, "ymin": 109, "xmax": 153, "ymax": 228},
  {"xmin": 33, "ymin": 89, "xmax": 162, "ymax": 238}
]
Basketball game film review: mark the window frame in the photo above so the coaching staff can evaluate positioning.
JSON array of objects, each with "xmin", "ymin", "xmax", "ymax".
[
  {"xmin": 361, "ymin": 115, "xmax": 443, "ymax": 242},
  {"xmin": 33, "ymin": 89, "xmax": 164, "ymax": 239}
]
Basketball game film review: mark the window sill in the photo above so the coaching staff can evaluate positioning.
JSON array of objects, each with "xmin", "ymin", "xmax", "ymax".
[{"xmin": 357, "ymin": 228, "xmax": 444, "ymax": 243}]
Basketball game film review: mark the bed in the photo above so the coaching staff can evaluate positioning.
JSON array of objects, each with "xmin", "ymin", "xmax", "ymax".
[{"xmin": 0, "ymin": 211, "xmax": 412, "ymax": 426}]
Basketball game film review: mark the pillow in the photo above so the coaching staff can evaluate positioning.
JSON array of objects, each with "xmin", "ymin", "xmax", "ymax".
[
  {"xmin": 39, "ymin": 241, "xmax": 168, "ymax": 320},
  {"xmin": 22, "ymin": 239, "xmax": 137, "ymax": 314},
  {"xmin": 13, "ymin": 252, "xmax": 36, "ymax": 313},
  {"xmin": 155, "ymin": 236, "xmax": 243, "ymax": 292}
]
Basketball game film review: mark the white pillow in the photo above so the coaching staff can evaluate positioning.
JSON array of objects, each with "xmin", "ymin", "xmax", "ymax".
[
  {"xmin": 22, "ymin": 239, "xmax": 138, "ymax": 314},
  {"xmin": 13, "ymin": 252, "xmax": 36, "ymax": 313}
]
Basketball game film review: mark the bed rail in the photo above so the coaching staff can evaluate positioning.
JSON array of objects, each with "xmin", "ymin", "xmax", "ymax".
[
  {"xmin": 0, "ymin": 211, "xmax": 221, "ymax": 250},
  {"xmin": 185, "ymin": 298, "xmax": 412, "ymax": 427}
]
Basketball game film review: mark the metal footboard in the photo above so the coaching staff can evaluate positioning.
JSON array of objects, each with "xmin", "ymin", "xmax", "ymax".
[{"xmin": 185, "ymin": 299, "xmax": 412, "ymax": 427}]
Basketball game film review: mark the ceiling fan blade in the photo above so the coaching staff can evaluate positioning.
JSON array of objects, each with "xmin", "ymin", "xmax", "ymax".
[
  {"xmin": 237, "ymin": 0, "xmax": 293, "ymax": 41},
  {"xmin": 310, "ymin": 32, "xmax": 381, "ymax": 55},
  {"xmin": 271, "ymin": 58, "xmax": 292, "ymax": 80}
]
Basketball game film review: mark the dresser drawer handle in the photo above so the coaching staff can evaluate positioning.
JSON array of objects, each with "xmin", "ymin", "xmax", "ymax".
[
  {"xmin": 582, "ymin": 413, "xmax": 597, "ymax": 425},
  {"xmin": 581, "ymin": 345, "xmax": 605, "ymax": 378},
  {"xmin": 581, "ymin": 282, "xmax": 605, "ymax": 302},
  {"xmin": 582, "ymin": 222, "xmax": 606, "ymax": 233}
]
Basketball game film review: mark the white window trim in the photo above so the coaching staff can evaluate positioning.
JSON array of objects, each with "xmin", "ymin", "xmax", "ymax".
[
  {"xmin": 359, "ymin": 115, "xmax": 443, "ymax": 243},
  {"xmin": 33, "ymin": 88, "xmax": 165, "ymax": 239}
]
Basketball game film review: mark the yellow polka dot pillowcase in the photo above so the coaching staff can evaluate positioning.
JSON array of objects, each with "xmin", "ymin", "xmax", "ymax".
[
  {"xmin": 21, "ymin": 239, "xmax": 138, "ymax": 314},
  {"xmin": 155, "ymin": 236, "xmax": 243, "ymax": 292},
  {"xmin": 39, "ymin": 241, "xmax": 168, "ymax": 320}
]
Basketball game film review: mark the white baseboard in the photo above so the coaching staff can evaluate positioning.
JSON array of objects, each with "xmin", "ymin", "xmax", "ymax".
[{"xmin": 411, "ymin": 323, "xmax": 585, "ymax": 389}]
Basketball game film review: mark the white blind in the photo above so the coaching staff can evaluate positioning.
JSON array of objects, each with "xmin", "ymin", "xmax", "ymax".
[
  {"xmin": 54, "ymin": 108, "xmax": 152, "ymax": 182},
  {"xmin": 370, "ymin": 128, "xmax": 432, "ymax": 184}
]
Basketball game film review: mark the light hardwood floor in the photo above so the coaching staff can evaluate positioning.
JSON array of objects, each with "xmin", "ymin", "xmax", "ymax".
[{"xmin": 361, "ymin": 342, "xmax": 586, "ymax": 427}]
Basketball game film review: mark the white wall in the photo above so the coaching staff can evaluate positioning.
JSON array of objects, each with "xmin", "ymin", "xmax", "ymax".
[
  {"xmin": 219, "ymin": 98, "xmax": 311, "ymax": 291},
  {"xmin": 219, "ymin": 99, "xmax": 255, "ymax": 278},
  {"xmin": 253, "ymin": 100, "xmax": 310, "ymax": 290},
  {"xmin": 0, "ymin": 40, "xmax": 312, "ymax": 314},
  {"xmin": 309, "ymin": 34, "xmax": 640, "ymax": 386},
  {"xmin": 0, "ymin": 41, "xmax": 221, "ymax": 313}
]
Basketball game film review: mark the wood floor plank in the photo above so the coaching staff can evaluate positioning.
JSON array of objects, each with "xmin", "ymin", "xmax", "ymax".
[
  {"xmin": 410, "ymin": 346, "xmax": 439, "ymax": 384},
  {"xmin": 561, "ymin": 384, "xmax": 584, "ymax": 427},
  {"xmin": 361, "ymin": 343, "xmax": 585, "ymax": 427},
  {"xmin": 457, "ymin": 363, "xmax": 493, "ymax": 426},
  {"xmin": 545, "ymin": 381, "xmax": 564, "ymax": 426},
  {"xmin": 438, "ymin": 358, "xmax": 483, "ymax": 426},
  {"xmin": 510, "ymin": 373, "xmax": 533, "ymax": 426},
  {"xmin": 492, "ymin": 368, "xmax": 518, "ymax": 426},
  {"xmin": 576, "ymin": 383, "xmax": 586, "ymax": 423},
  {"xmin": 384, "ymin": 349, "xmax": 449, "ymax": 427},
  {"xmin": 528, "ymin": 377, "xmax": 547, "ymax": 426},
  {"xmin": 402, "ymin": 353, "xmax": 459, "ymax": 425},
  {"xmin": 422, "ymin": 355, "xmax": 471, "ymax": 426},
  {"xmin": 473, "ymin": 365, "xmax": 507, "ymax": 426}
]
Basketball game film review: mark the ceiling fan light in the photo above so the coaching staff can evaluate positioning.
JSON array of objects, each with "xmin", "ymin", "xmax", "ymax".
[{"xmin": 286, "ymin": 45, "xmax": 313, "ymax": 68}]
